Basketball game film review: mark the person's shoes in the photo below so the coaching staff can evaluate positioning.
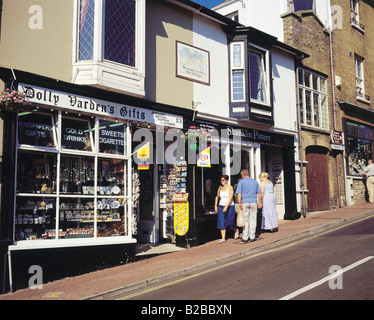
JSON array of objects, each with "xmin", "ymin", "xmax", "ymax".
[
  {"xmin": 241, "ymin": 239, "xmax": 249, "ymax": 243},
  {"xmin": 218, "ymin": 239, "xmax": 226, "ymax": 244},
  {"xmin": 234, "ymin": 230, "xmax": 239, "ymax": 240},
  {"xmin": 249, "ymin": 238, "xmax": 257, "ymax": 242}
]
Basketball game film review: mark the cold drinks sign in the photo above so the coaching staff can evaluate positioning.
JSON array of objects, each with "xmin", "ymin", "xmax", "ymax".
[{"xmin": 18, "ymin": 83, "xmax": 184, "ymax": 129}]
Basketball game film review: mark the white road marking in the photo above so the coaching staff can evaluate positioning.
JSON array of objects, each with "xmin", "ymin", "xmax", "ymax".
[{"xmin": 279, "ymin": 256, "xmax": 374, "ymax": 300}]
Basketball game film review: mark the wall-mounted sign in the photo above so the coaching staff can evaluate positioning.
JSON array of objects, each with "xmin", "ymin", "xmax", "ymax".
[
  {"xmin": 176, "ymin": 41, "xmax": 210, "ymax": 85},
  {"xmin": 330, "ymin": 130, "xmax": 345, "ymax": 151},
  {"xmin": 18, "ymin": 83, "xmax": 183, "ymax": 129}
]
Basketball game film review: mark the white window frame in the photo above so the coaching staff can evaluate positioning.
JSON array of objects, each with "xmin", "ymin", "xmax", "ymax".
[
  {"xmin": 249, "ymin": 44, "xmax": 270, "ymax": 106},
  {"xmin": 72, "ymin": 0, "xmax": 146, "ymax": 97},
  {"xmin": 355, "ymin": 55, "xmax": 365, "ymax": 99},
  {"xmin": 14, "ymin": 110, "xmax": 132, "ymax": 246},
  {"xmin": 230, "ymin": 41, "xmax": 246, "ymax": 102},
  {"xmin": 297, "ymin": 68, "xmax": 329, "ymax": 130},
  {"xmin": 351, "ymin": 0, "xmax": 360, "ymax": 24}
]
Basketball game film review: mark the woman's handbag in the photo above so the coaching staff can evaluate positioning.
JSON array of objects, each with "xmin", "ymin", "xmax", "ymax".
[{"xmin": 236, "ymin": 204, "xmax": 244, "ymax": 227}]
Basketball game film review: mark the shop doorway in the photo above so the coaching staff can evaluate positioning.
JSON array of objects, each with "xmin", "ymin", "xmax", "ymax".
[
  {"xmin": 306, "ymin": 147, "xmax": 330, "ymax": 212},
  {"xmin": 136, "ymin": 165, "xmax": 159, "ymax": 243}
]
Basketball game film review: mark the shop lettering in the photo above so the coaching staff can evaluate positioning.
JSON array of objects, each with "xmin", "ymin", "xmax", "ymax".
[
  {"xmin": 25, "ymin": 130, "xmax": 46, "ymax": 138},
  {"xmin": 226, "ymin": 126, "xmax": 271, "ymax": 143},
  {"xmin": 253, "ymin": 130, "xmax": 271, "ymax": 142},
  {"xmin": 19, "ymin": 121, "xmax": 51, "ymax": 139},
  {"xmin": 120, "ymin": 106, "xmax": 146, "ymax": 120},
  {"xmin": 99, "ymin": 129, "xmax": 124, "ymax": 146},
  {"xmin": 100, "ymin": 129, "xmax": 124, "ymax": 138},
  {"xmin": 24, "ymin": 86, "xmax": 59, "ymax": 105},
  {"xmin": 68, "ymin": 96, "xmax": 115, "ymax": 114},
  {"xmin": 64, "ymin": 127, "xmax": 86, "ymax": 143}
]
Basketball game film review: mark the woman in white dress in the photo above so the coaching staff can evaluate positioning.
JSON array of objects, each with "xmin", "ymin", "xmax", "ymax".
[{"xmin": 259, "ymin": 172, "xmax": 278, "ymax": 232}]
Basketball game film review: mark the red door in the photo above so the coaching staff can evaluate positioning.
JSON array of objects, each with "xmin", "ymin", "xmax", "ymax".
[{"xmin": 306, "ymin": 151, "xmax": 330, "ymax": 212}]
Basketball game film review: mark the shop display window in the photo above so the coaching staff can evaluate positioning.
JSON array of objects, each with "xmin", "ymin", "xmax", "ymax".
[
  {"xmin": 346, "ymin": 121, "xmax": 373, "ymax": 175},
  {"xmin": 15, "ymin": 197, "xmax": 56, "ymax": 240},
  {"xmin": 97, "ymin": 158, "xmax": 126, "ymax": 196},
  {"xmin": 14, "ymin": 110, "xmax": 131, "ymax": 243},
  {"xmin": 61, "ymin": 117, "xmax": 94, "ymax": 151},
  {"xmin": 98, "ymin": 120, "xmax": 126, "ymax": 155},
  {"xmin": 17, "ymin": 112, "xmax": 56, "ymax": 148},
  {"xmin": 60, "ymin": 156, "xmax": 95, "ymax": 194},
  {"xmin": 97, "ymin": 198, "xmax": 127, "ymax": 237},
  {"xmin": 59, "ymin": 198, "xmax": 95, "ymax": 238},
  {"xmin": 17, "ymin": 150, "xmax": 57, "ymax": 194}
]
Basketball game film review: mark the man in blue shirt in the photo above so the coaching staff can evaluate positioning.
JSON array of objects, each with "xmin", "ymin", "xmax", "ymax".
[{"xmin": 236, "ymin": 169, "xmax": 263, "ymax": 242}]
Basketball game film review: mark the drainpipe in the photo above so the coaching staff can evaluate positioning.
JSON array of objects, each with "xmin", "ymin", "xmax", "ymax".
[
  {"xmin": 296, "ymin": 68, "xmax": 306, "ymax": 218},
  {"xmin": 297, "ymin": 104, "xmax": 306, "ymax": 218},
  {"xmin": 329, "ymin": 29, "xmax": 342, "ymax": 208}
]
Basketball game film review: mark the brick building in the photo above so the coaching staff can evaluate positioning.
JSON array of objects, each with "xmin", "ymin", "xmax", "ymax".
[
  {"xmin": 331, "ymin": 0, "xmax": 374, "ymax": 205},
  {"xmin": 282, "ymin": 10, "xmax": 346, "ymax": 212}
]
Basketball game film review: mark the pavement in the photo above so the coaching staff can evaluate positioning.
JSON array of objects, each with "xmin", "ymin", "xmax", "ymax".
[{"xmin": 1, "ymin": 201, "xmax": 374, "ymax": 300}]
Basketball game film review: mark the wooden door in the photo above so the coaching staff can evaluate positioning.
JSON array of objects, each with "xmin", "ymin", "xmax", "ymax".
[{"xmin": 306, "ymin": 151, "xmax": 330, "ymax": 212}]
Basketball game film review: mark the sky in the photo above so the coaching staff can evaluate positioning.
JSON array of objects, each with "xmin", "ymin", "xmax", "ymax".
[{"xmin": 191, "ymin": 0, "xmax": 226, "ymax": 9}]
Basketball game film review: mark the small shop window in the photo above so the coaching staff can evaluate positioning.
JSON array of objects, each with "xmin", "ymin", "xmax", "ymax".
[
  {"xmin": 97, "ymin": 197, "xmax": 127, "ymax": 237},
  {"xmin": 16, "ymin": 150, "xmax": 57, "ymax": 194},
  {"xmin": 60, "ymin": 156, "xmax": 95, "ymax": 194},
  {"xmin": 58, "ymin": 198, "xmax": 95, "ymax": 238},
  {"xmin": 61, "ymin": 116, "xmax": 94, "ymax": 151},
  {"xmin": 346, "ymin": 121, "xmax": 373, "ymax": 175},
  {"xmin": 17, "ymin": 112, "xmax": 56, "ymax": 148},
  {"xmin": 97, "ymin": 158, "xmax": 126, "ymax": 196},
  {"xmin": 98, "ymin": 120, "xmax": 126, "ymax": 155},
  {"xmin": 15, "ymin": 196, "xmax": 56, "ymax": 240}
]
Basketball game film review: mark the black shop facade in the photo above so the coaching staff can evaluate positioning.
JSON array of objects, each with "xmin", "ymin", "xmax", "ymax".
[
  {"xmin": 179, "ymin": 118, "xmax": 299, "ymax": 247},
  {"xmin": 0, "ymin": 70, "xmax": 192, "ymax": 292}
]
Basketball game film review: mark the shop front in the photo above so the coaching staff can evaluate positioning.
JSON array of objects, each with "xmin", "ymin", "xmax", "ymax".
[
  {"xmin": 340, "ymin": 102, "xmax": 374, "ymax": 205},
  {"xmin": 175, "ymin": 119, "xmax": 298, "ymax": 247},
  {"xmin": 0, "ymin": 74, "xmax": 189, "ymax": 291}
]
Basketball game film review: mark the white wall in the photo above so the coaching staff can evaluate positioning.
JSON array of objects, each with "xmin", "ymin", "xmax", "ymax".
[
  {"xmin": 192, "ymin": 14, "xmax": 230, "ymax": 119},
  {"xmin": 271, "ymin": 48, "xmax": 298, "ymax": 133},
  {"xmin": 214, "ymin": 0, "xmax": 332, "ymax": 40}
]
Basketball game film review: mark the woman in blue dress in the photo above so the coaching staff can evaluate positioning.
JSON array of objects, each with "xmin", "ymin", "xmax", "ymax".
[
  {"xmin": 214, "ymin": 175, "xmax": 238, "ymax": 243},
  {"xmin": 259, "ymin": 172, "xmax": 278, "ymax": 232}
]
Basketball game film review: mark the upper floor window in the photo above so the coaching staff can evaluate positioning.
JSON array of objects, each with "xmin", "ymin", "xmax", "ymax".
[
  {"xmin": 298, "ymin": 69, "xmax": 329, "ymax": 130},
  {"xmin": 230, "ymin": 42, "xmax": 245, "ymax": 102},
  {"xmin": 74, "ymin": 0, "xmax": 146, "ymax": 96},
  {"xmin": 355, "ymin": 55, "xmax": 369, "ymax": 101},
  {"xmin": 249, "ymin": 46, "xmax": 269, "ymax": 105},
  {"xmin": 351, "ymin": 0, "xmax": 364, "ymax": 30},
  {"xmin": 351, "ymin": 0, "xmax": 359, "ymax": 23},
  {"xmin": 78, "ymin": 0, "xmax": 136, "ymax": 67}
]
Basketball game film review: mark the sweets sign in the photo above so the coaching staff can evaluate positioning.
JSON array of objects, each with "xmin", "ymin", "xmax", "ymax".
[{"xmin": 18, "ymin": 83, "xmax": 183, "ymax": 129}]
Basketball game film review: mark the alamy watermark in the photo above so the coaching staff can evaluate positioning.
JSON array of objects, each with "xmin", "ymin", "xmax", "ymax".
[
  {"xmin": 328, "ymin": 265, "xmax": 343, "ymax": 290},
  {"xmin": 28, "ymin": 265, "xmax": 43, "ymax": 290}
]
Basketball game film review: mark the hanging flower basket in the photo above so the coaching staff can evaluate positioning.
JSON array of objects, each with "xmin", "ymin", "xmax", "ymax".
[
  {"xmin": 0, "ymin": 89, "xmax": 31, "ymax": 114},
  {"xmin": 182, "ymin": 127, "xmax": 210, "ymax": 150}
]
